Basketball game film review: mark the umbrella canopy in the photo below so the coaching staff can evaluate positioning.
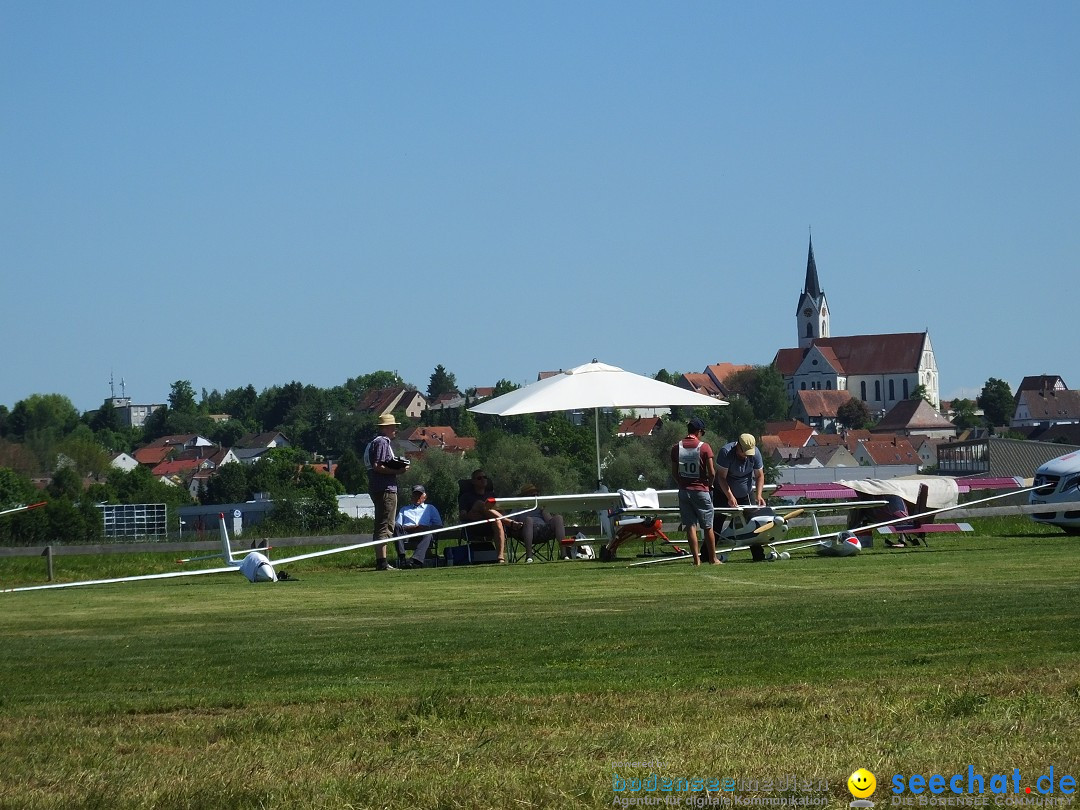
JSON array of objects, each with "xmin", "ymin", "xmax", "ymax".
[{"xmin": 469, "ymin": 361, "xmax": 727, "ymax": 485}]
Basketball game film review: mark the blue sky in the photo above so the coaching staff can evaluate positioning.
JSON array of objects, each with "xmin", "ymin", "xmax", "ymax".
[{"xmin": 2, "ymin": 2, "xmax": 1077, "ymax": 413}]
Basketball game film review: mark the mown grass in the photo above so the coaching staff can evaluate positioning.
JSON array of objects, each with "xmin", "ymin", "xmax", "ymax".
[{"xmin": 0, "ymin": 517, "xmax": 1077, "ymax": 809}]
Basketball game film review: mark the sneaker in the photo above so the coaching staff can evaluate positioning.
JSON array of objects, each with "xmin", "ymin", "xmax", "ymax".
[
  {"xmin": 376, "ymin": 559, "xmax": 398, "ymax": 571},
  {"xmin": 525, "ymin": 556, "xmax": 534, "ymax": 563},
  {"xmin": 408, "ymin": 558, "xmax": 425, "ymax": 569}
]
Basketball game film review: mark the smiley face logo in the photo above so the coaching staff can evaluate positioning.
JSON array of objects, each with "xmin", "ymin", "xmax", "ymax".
[{"xmin": 847, "ymin": 768, "xmax": 877, "ymax": 799}]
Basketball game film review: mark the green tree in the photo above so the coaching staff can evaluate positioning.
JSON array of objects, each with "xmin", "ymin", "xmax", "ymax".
[
  {"xmin": 204, "ymin": 462, "xmax": 249, "ymax": 504},
  {"xmin": 603, "ymin": 436, "xmax": 672, "ymax": 491},
  {"xmin": 478, "ymin": 434, "xmax": 582, "ymax": 501},
  {"xmin": 492, "ymin": 379, "xmax": 520, "ymax": 398},
  {"xmin": 909, "ymin": 384, "xmax": 933, "ymax": 404},
  {"xmin": 836, "ymin": 398, "xmax": 873, "ymax": 431},
  {"xmin": 949, "ymin": 398, "xmax": 981, "ymax": 430},
  {"xmin": 87, "ymin": 401, "xmax": 122, "ymax": 434},
  {"xmin": 978, "ymin": 378, "xmax": 1014, "ymax": 428},
  {"xmin": 334, "ymin": 448, "xmax": 367, "ymax": 494},
  {"xmin": 724, "ymin": 366, "xmax": 791, "ymax": 424},
  {"xmin": 0, "ymin": 467, "xmax": 38, "ymax": 508},
  {"xmin": 6, "ymin": 394, "xmax": 80, "ymax": 440},
  {"xmin": 221, "ymin": 385, "xmax": 259, "ymax": 427},
  {"xmin": 168, "ymin": 381, "xmax": 198, "ymax": 414},
  {"xmin": 47, "ymin": 465, "xmax": 84, "ymax": 501},
  {"xmin": 58, "ymin": 428, "xmax": 112, "ymax": 477},
  {"xmin": 456, "ymin": 408, "xmax": 479, "ymax": 438},
  {"xmin": 396, "ymin": 450, "xmax": 475, "ymax": 522},
  {"xmin": 426, "ymin": 365, "xmax": 459, "ymax": 400},
  {"xmin": 708, "ymin": 397, "xmax": 758, "ymax": 444},
  {"xmin": 90, "ymin": 465, "xmax": 194, "ymax": 511}
]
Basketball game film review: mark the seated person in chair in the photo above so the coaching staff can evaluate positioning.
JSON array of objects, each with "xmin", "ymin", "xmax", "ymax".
[
  {"xmin": 516, "ymin": 484, "xmax": 567, "ymax": 562},
  {"xmin": 458, "ymin": 469, "xmax": 512, "ymax": 564},
  {"xmin": 395, "ymin": 484, "xmax": 442, "ymax": 568}
]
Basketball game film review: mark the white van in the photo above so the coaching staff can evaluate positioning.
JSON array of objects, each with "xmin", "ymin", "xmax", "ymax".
[{"xmin": 1030, "ymin": 449, "xmax": 1080, "ymax": 534}]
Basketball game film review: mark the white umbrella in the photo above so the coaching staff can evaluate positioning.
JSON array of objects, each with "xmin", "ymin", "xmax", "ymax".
[{"xmin": 468, "ymin": 360, "xmax": 727, "ymax": 485}]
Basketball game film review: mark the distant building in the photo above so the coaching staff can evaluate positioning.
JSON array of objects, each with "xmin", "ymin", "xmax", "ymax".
[
  {"xmin": 234, "ymin": 431, "xmax": 291, "ymax": 450},
  {"xmin": 1012, "ymin": 388, "xmax": 1080, "ymax": 430},
  {"xmin": 357, "ymin": 388, "xmax": 427, "ymax": 419},
  {"xmin": 110, "ymin": 452, "xmax": 139, "ymax": 472},
  {"xmin": 938, "ymin": 437, "xmax": 1080, "ymax": 478},
  {"xmin": 678, "ymin": 363, "xmax": 751, "ymax": 399},
  {"xmin": 791, "ymin": 390, "xmax": 854, "ymax": 434},
  {"xmin": 872, "ymin": 399, "xmax": 957, "ymax": 440},
  {"xmin": 101, "ymin": 396, "xmax": 166, "ymax": 429},
  {"xmin": 773, "ymin": 237, "xmax": 940, "ymax": 410}
]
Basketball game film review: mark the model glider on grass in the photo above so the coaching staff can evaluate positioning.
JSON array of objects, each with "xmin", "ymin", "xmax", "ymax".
[{"xmin": 1, "ymin": 508, "xmax": 534, "ymax": 593}]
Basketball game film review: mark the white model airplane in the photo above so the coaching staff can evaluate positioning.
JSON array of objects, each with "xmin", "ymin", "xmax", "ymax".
[
  {"xmin": 2, "ymin": 508, "xmax": 535, "ymax": 593},
  {"xmin": 629, "ymin": 483, "xmax": 1051, "ymax": 567}
]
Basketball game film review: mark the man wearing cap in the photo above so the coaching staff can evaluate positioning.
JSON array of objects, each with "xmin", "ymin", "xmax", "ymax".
[
  {"xmin": 670, "ymin": 417, "xmax": 719, "ymax": 566},
  {"xmin": 364, "ymin": 414, "xmax": 410, "ymax": 571},
  {"xmin": 394, "ymin": 484, "xmax": 442, "ymax": 569},
  {"xmin": 714, "ymin": 432, "xmax": 766, "ymax": 557}
]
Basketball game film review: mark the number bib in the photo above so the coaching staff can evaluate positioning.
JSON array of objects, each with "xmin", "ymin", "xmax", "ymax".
[{"xmin": 677, "ymin": 441, "xmax": 702, "ymax": 480}]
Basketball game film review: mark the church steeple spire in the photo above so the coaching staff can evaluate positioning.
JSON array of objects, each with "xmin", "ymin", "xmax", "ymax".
[
  {"xmin": 804, "ymin": 235, "xmax": 821, "ymax": 300},
  {"xmin": 796, "ymin": 233, "xmax": 829, "ymax": 349}
]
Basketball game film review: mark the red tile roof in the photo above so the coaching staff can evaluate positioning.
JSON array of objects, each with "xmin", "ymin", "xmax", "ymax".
[
  {"xmin": 151, "ymin": 458, "xmax": 202, "ymax": 477},
  {"xmin": 679, "ymin": 373, "xmax": 722, "ymax": 396},
  {"xmin": 403, "ymin": 426, "xmax": 459, "ymax": 444},
  {"xmin": 774, "ymin": 333, "xmax": 928, "ymax": 376},
  {"xmin": 133, "ymin": 446, "xmax": 173, "ymax": 466},
  {"xmin": 856, "ymin": 438, "xmax": 920, "ymax": 465},
  {"xmin": 795, "ymin": 390, "xmax": 854, "ymax": 417},
  {"xmin": 618, "ymin": 417, "xmax": 662, "ymax": 437}
]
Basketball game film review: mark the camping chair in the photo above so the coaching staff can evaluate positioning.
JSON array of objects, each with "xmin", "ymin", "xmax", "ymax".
[
  {"xmin": 507, "ymin": 512, "xmax": 562, "ymax": 562},
  {"xmin": 606, "ymin": 488, "xmax": 673, "ymax": 558},
  {"xmin": 394, "ymin": 526, "xmax": 440, "ymax": 568},
  {"xmin": 455, "ymin": 477, "xmax": 501, "ymax": 564}
]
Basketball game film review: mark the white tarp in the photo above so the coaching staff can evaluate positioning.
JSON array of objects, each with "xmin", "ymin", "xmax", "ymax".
[{"xmin": 837, "ymin": 477, "xmax": 959, "ymax": 509}]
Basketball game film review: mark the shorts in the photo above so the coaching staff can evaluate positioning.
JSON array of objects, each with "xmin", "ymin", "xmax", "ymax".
[{"xmin": 678, "ymin": 489, "xmax": 714, "ymax": 531}]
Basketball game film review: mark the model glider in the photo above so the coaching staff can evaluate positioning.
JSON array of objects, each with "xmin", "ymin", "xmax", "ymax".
[{"xmin": 1, "ymin": 507, "xmax": 534, "ymax": 593}]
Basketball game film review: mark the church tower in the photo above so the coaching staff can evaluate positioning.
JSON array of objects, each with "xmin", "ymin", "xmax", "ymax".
[{"xmin": 796, "ymin": 236, "xmax": 829, "ymax": 349}]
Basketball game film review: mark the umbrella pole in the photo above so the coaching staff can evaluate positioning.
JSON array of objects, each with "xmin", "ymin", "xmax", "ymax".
[{"xmin": 595, "ymin": 407, "xmax": 602, "ymax": 488}]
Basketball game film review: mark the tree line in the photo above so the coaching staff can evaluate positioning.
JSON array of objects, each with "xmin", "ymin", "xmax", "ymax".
[{"xmin": 0, "ymin": 366, "xmax": 1018, "ymax": 542}]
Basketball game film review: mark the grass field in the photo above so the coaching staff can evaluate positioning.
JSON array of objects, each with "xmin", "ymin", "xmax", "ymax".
[{"xmin": 1, "ymin": 517, "xmax": 1078, "ymax": 809}]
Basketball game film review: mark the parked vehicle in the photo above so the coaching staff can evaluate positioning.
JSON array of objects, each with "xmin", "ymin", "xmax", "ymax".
[{"xmin": 1030, "ymin": 449, "xmax": 1080, "ymax": 534}]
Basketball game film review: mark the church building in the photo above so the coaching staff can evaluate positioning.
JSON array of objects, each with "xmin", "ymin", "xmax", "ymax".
[{"xmin": 772, "ymin": 238, "xmax": 941, "ymax": 414}]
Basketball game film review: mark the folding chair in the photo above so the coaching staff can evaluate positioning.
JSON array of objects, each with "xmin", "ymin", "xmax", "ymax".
[
  {"xmin": 513, "ymin": 513, "xmax": 562, "ymax": 562},
  {"xmin": 455, "ymin": 477, "xmax": 501, "ymax": 563},
  {"xmin": 394, "ymin": 526, "xmax": 440, "ymax": 568}
]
